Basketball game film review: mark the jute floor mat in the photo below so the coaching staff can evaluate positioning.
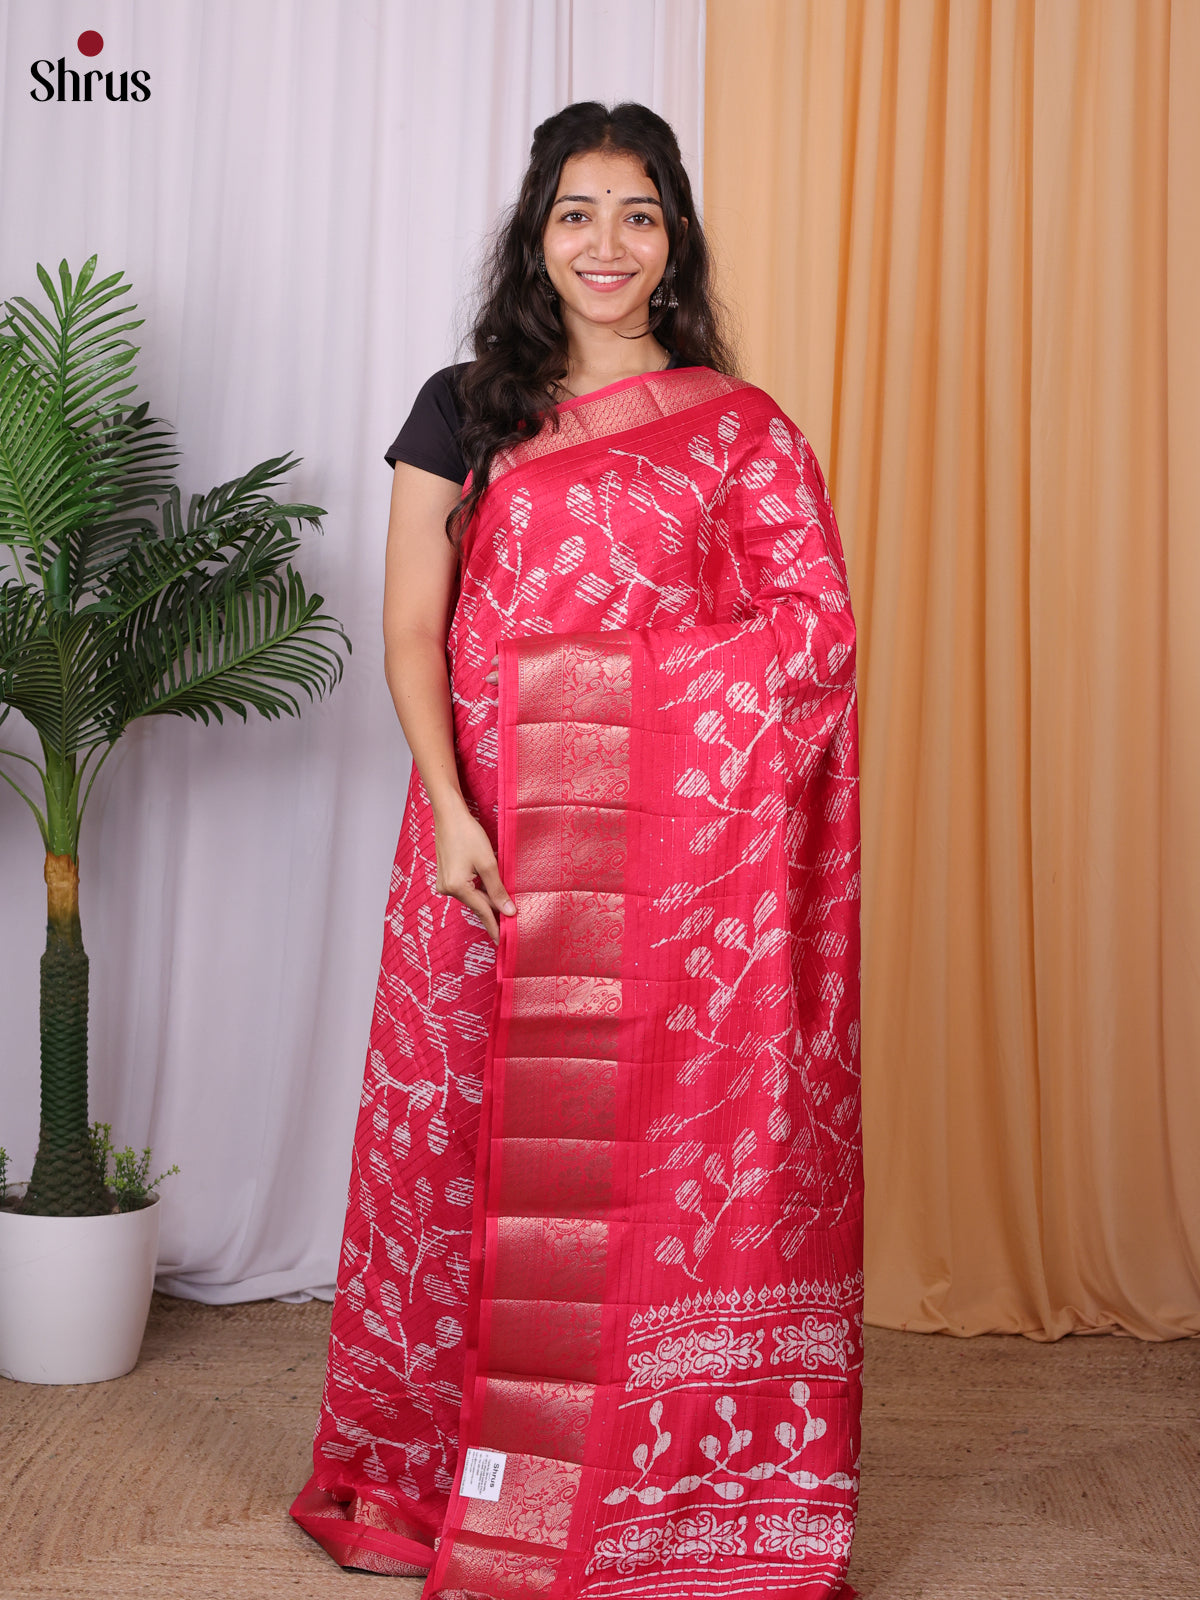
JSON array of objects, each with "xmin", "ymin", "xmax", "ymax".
[{"xmin": 2, "ymin": 1295, "xmax": 1197, "ymax": 1598}]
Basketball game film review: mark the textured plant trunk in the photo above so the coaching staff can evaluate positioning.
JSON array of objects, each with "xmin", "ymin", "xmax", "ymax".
[{"xmin": 18, "ymin": 854, "xmax": 110, "ymax": 1216}]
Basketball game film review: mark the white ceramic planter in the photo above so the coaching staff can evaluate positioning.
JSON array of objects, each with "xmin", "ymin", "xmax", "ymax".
[{"xmin": 0, "ymin": 1186, "xmax": 160, "ymax": 1384}]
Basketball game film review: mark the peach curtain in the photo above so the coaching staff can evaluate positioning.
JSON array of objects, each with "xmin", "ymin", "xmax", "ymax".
[{"xmin": 704, "ymin": 0, "xmax": 1200, "ymax": 1338}]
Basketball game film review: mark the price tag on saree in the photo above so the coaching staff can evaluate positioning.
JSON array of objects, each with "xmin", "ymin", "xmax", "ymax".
[{"xmin": 459, "ymin": 1448, "xmax": 506, "ymax": 1501}]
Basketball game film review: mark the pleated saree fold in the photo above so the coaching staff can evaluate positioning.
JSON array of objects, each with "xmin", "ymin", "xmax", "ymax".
[{"xmin": 293, "ymin": 368, "xmax": 862, "ymax": 1598}]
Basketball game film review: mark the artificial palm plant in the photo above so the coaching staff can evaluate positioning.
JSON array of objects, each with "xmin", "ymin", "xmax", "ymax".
[{"xmin": 0, "ymin": 258, "xmax": 347, "ymax": 1217}]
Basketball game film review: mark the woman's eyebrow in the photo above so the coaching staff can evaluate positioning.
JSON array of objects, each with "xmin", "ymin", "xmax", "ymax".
[{"xmin": 553, "ymin": 193, "xmax": 663, "ymax": 206}]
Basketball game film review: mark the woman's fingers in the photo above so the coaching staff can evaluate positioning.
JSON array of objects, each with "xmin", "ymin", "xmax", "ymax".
[
  {"xmin": 438, "ymin": 870, "xmax": 502, "ymax": 942},
  {"xmin": 485, "ymin": 651, "xmax": 499, "ymax": 686},
  {"xmin": 479, "ymin": 859, "xmax": 516, "ymax": 917},
  {"xmin": 456, "ymin": 883, "xmax": 501, "ymax": 943},
  {"xmin": 440, "ymin": 865, "xmax": 516, "ymax": 944},
  {"xmin": 432, "ymin": 803, "xmax": 516, "ymax": 943}
]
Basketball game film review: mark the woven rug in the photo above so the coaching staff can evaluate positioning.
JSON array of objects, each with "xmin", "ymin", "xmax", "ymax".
[{"xmin": 2, "ymin": 1295, "xmax": 1197, "ymax": 1597}]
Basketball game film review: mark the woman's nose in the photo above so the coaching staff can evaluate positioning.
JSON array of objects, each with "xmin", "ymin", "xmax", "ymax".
[{"xmin": 589, "ymin": 219, "xmax": 621, "ymax": 259}]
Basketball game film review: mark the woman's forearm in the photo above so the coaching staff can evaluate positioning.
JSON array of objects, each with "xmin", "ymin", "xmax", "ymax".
[{"xmin": 384, "ymin": 630, "xmax": 466, "ymax": 819}]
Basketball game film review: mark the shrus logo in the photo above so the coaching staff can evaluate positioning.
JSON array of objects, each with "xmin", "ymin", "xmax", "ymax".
[{"xmin": 30, "ymin": 30, "xmax": 151, "ymax": 103}]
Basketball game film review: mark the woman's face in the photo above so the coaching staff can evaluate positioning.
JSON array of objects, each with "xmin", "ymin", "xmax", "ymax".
[{"xmin": 541, "ymin": 148, "xmax": 671, "ymax": 337}]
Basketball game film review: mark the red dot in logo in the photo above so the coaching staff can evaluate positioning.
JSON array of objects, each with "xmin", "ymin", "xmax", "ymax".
[{"xmin": 77, "ymin": 31, "xmax": 104, "ymax": 57}]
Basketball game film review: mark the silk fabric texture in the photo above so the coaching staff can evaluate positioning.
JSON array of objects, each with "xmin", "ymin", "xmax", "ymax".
[{"xmin": 293, "ymin": 367, "xmax": 863, "ymax": 1598}]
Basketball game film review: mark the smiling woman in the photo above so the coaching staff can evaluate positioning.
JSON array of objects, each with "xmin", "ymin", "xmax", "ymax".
[
  {"xmin": 430, "ymin": 101, "xmax": 737, "ymax": 553},
  {"xmin": 541, "ymin": 150, "xmax": 674, "ymax": 341},
  {"xmin": 291, "ymin": 101, "xmax": 863, "ymax": 1600}
]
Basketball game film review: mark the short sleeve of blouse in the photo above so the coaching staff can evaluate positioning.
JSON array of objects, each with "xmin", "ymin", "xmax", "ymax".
[
  {"xmin": 384, "ymin": 363, "xmax": 470, "ymax": 484},
  {"xmin": 383, "ymin": 353, "xmax": 703, "ymax": 483}
]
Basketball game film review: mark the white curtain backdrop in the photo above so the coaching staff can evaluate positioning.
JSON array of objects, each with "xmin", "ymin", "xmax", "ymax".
[{"xmin": 0, "ymin": 0, "xmax": 705, "ymax": 1299}]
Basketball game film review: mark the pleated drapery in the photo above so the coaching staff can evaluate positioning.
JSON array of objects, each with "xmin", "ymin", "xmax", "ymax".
[{"xmin": 705, "ymin": 0, "xmax": 1200, "ymax": 1339}]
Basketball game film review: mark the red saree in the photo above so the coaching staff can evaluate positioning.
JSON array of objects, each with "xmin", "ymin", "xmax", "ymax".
[{"xmin": 292, "ymin": 367, "xmax": 862, "ymax": 1598}]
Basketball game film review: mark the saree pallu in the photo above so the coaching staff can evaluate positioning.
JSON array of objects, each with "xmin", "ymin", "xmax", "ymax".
[{"xmin": 293, "ymin": 367, "xmax": 862, "ymax": 1599}]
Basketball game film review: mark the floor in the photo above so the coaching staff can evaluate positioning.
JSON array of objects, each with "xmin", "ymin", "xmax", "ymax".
[{"xmin": 2, "ymin": 1295, "xmax": 1197, "ymax": 1598}]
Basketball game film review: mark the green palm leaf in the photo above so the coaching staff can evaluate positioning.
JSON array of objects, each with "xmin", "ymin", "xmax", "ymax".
[
  {"xmin": 116, "ymin": 564, "xmax": 346, "ymax": 727},
  {"xmin": 4, "ymin": 259, "xmax": 177, "ymax": 589},
  {"xmin": 159, "ymin": 455, "xmax": 322, "ymax": 546},
  {"xmin": 0, "ymin": 578, "xmax": 48, "ymax": 666},
  {"xmin": 98, "ymin": 456, "xmax": 322, "ymax": 625},
  {"xmin": 71, "ymin": 401, "xmax": 178, "ymax": 587},
  {"xmin": 0, "ymin": 608, "xmax": 116, "ymax": 755},
  {"xmin": 5, "ymin": 259, "xmax": 143, "ymax": 429},
  {"xmin": 0, "ymin": 342, "xmax": 96, "ymax": 570}
]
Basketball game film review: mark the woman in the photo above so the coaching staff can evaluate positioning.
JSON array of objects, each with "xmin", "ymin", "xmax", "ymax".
[{"xmin": 293, "ymin": 101, "xmax": 862, "ymax": 1600}]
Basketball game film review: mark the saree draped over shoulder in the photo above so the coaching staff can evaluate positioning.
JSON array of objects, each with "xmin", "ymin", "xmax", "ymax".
[{"xmin": 293, "ymin": 369, "xmax": 862, "ymax": 1599}]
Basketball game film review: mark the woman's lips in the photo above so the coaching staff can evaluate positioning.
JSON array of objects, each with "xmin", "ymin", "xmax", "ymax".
[{"xmin": 575, "ymin": 270, "xmax": 637, "ymax": 293}]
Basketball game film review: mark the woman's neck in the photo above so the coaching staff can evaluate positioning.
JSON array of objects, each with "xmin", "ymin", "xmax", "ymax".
[{"xmin": 559, "ymin": 317, "xmax": 669, "ymax": 399}]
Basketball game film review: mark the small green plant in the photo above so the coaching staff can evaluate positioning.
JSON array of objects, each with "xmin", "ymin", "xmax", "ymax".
[{"xmin": 89, "ymin": 1121, "xmax": 178, "ymax": 1213}]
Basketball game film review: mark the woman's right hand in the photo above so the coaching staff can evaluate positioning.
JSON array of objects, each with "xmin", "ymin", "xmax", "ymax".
[{"xmin": 433, "ymin": 799, "xmax": 516, "ymax": 944}]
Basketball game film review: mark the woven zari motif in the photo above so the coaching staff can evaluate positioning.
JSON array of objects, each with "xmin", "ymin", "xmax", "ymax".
[{"xmin": 295, "ymin": 369, "xmax": 861, "ymax": 1598}]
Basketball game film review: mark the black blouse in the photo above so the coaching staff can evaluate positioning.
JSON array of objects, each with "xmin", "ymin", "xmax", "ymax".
[{"xmin": 385, "ymin": 353, "xmax": 697, "ymax": 486}]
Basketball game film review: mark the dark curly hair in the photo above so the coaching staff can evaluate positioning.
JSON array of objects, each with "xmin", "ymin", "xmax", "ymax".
[{"xmin": 448, "ymin": 100, "xmax": 737, "ymax": 547}]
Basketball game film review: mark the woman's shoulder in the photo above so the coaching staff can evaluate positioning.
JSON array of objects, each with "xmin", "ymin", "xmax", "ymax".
[
  {"xmin": 711, "ymin": 376, "xmax": 807, "ymax": 433},
  {"xmin": 385, "ymin": 362, "xmax": 475, "ymax": 480},
  {"xmin": 664, "ymin": 365, "xmax": 782, "ymax": 421},
  {"xmin": 416, "ymin": 360, "xmax": 474, "ymax": 416},
  {"xmin": 683, "ymin": 376, "xmax": 825, "ymax": 468}
]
